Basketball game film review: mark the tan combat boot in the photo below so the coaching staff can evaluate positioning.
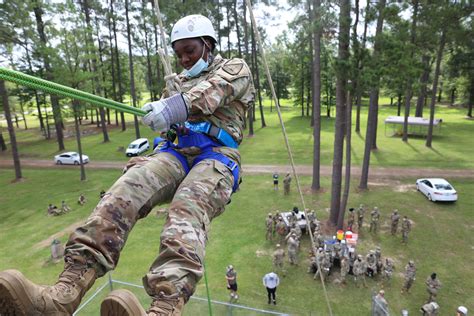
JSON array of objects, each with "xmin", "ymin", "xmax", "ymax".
[
  {"xmin": 101, "ymin": 282, "xmax": 185, "ymax": 316},
  {"xmin": 0, "ymin": 257, "xmax": 96, "ymax": 315}
]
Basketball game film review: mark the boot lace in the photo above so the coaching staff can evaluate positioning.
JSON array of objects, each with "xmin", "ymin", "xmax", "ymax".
[
  {"xmin": 55, "ymin": 258, "xmax": 86, "ymax": 292},
  {"xmin": 147, "ymin": 291, "xmax": 181, "ymax": 315}
]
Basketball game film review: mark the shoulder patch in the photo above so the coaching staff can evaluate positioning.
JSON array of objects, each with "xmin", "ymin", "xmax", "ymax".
[{"xmin": 222, "ymin": 59, "xmax": 244, "ymax": 76}]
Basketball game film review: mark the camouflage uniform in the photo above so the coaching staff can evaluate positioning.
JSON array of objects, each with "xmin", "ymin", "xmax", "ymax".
[
  {"xmin": 353, "ymin": 256, "xmax": 367, "ymax": 287},
  {"xmin": 283, "ymin": 173, "xmax": 291, "ymax": 195},
  {"xmin": 401, "ymin": 261, "xmax": 416, "ymax": 293},
  {"xmin": 77, "ymin": 194, "xmax": 86, "ymax": 206},
  {"xmin": 340, "ymin": 257, "xmax": 350, "ymax": 284},
  {"xmin": 382, "ymin": 258, "xmax": 394, "ymax": 282},
  {"xmin": 366, "ymin": 251, "xmax": 377, "ymax": 278},
  {"xmin": 347, "ymin": 208, "xmax": 355, "ymax": 229},
  {"xmin": 265, "ymin": 214, "xmax": 273, "ymax": 241},
  {"xmin": 272, "ymin": 245, "xmax": 285, "ymax": 271},
  {"xmin": 61, "ymin": 201, "xmax": 71, "ymax": 213},
  {"xmin": 47, "ymin": 204, "xmax": 62, "ymax": 216},
  {"xmin": 357, "ymin": 204, "xmax": 365, "ymax": 230},
  {"xmin": 286, "ymin": 234, "xmax": 299, "ymax": 265},
  {"xmin": 401, "ymin": 217, "xmax": 412, "ymax": 244},
  {"xmin": 426, "ymin": 274, "xmax": 441, "ymax": 302},
  {"xmin": 65, "ymin": 54, "xmax": 255, "ymax": 301},
  {"xmin": 390, "ymin": 210, "xmax": 400, "ymax": 235},
  {"xmin": 369, "ymin": 207, "xmax": 380, "ymax": 233},
  {"xmin": 275, "ymin": 219, "xmax": 287, "ymax": 244}
]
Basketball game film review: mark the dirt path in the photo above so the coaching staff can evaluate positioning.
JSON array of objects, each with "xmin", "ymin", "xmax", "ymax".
[
  {"xmin": 1, "ymin": 159, "xmax": 473, "ymax": 179},
  {"xmin": 34, "ymin": 220, "xmax": 84, "ymax": 249}
]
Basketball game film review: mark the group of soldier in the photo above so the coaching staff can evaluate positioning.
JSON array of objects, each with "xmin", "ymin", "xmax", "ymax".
[
  {"xmin": 46, "ymin": 200, "xmax": 71, "ymax": 216},
  {"xmin": 264, "ymin": 204, "xmax": 446, "ymax": 315},
  {"xmin": 346, "ymin": 205, "xmax": 412, "ymax": 244}
]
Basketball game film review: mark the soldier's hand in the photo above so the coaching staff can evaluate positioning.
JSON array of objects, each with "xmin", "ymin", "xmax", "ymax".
[{"xmin": 141, "ymin": 94, "xmax": 188, "ymax": 132}]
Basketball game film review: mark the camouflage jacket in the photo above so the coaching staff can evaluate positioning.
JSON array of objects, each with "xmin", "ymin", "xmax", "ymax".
[
  {"xmin": 174, "ymin": 54, "xmax": 255, "ymax": 146},
  {"xmin": 405, "ymin": 264, "xmax": 416, "ymax": 280}
]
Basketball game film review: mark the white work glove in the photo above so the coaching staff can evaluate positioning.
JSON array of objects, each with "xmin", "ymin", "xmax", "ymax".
[{"xmin": 141, "ymin": 94, "xmax": 188, "ymax": 132}]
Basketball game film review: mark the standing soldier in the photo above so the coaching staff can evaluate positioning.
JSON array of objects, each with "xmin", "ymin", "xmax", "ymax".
[
  {"xmin": 340, "ymin": 256, "xmax": 350, "ymax": 285},
  {"xmin": 373, "ymin": 290, "xmax": 389, "ymax": 316},
  {"xmin": 401, "ymin": 216, "xmax": 412, "ymax": 244},
  {"xmin": 265, "ymin": 213, "xmax": 273, "ymax": 241},
  {"xmin": 369, "ymin": 207, "xmax": 380, "ymax": 233},
  {"xmin": 401, "ymin": 260, "xmax": 417, "ymax": 294},
  {"xmin": 375, "ymin": 246, "xmax": 383, "ymax": 275},
  {"xmin": 272, "ymin": 211, "xmax": 279, "ymax": 238},
  {"xmin": 272, "ymin": 244, "xmax": 285, "ymax": 272},
  {"xmin": 382, "ymin": 258, "xmax": 394, "ymax": 283},
  {"xmin": 60, "ymin": 201, "xmax": 71, "ymax": 213},
  {"xmin": 425, "ymin": 273, "xmax": 441, "ymax": 303},
  {"xmin": 353, "ymin": 255, "xmax": 367, "ymax": 288},
  {"xmin": 272, "ymin": 172, "xmax": 279, "ymax": 190},
  {"xmin": 283, "ymin": 173, "xmax": 292, "ymax": 195},
  {"xmin": 286, "ymin": 233, "xmax": 299, "ymax": 265},
  {"xmin": 275, "ymin": 217, "xmax": 287, "ymax": 244},
  {"xmin": 357, "ymin": 204, "xmax": 365, "ymax": 230},
  {"xmin": 390, "ymin": 209, "xmax": 400, "ymax": 235},
  {"xmin": 347, "ymin": 208, "xmax": 355, "ymax": 230}
]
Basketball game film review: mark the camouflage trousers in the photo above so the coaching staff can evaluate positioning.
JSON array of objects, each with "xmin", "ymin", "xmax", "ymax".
[{"xmin": 65, "ymin": 149, "xmax": 238, "ymax": 300}]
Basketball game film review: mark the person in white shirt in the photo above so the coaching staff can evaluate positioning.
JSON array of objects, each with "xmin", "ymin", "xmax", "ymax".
[{"xmin": 263, "ymin": 272, "xmax": 280, "ymax": 305}]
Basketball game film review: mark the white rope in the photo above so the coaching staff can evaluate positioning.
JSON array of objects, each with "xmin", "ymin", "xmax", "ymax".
[{"xmin": 245, "ymin": 1, "xmax": 333, "ymax": 315}]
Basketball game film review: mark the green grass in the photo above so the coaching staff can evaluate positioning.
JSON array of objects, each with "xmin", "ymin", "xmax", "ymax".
[
  {"xmin": 2, "ymin": 98, "xmax": 473, "ymax": 170},
  {"xmin": 1, "ymin": 169, "xmax": 473, "ymax": 314}
]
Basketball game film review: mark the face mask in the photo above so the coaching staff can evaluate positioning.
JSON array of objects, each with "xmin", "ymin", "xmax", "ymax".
[{"xmin": 185, "ymin": 43, "xmax": 209, "ymax": 78}]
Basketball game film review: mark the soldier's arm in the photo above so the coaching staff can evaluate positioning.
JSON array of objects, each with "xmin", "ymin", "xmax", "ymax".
[{"xmin": 183, "ymin": 59, "xmax": 253, "ymax": 115}]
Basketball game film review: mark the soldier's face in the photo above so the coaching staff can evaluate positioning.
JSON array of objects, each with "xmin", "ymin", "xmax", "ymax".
[{"xmin": 173, "ymin": 38, "xmax": 209, "ymax": 70}]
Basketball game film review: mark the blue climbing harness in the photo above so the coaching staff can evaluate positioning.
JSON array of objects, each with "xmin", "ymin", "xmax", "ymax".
[{"xmin": 157, "ymin": 122, "xmax": 240, "ymax": 192}]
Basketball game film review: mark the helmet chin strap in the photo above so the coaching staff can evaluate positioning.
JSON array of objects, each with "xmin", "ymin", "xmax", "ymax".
[{"xmin": 200, "ymin": 37, "xmax": 214, "ymax": 65}]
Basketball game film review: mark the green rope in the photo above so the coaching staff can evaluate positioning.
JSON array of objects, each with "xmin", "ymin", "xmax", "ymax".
[
  {"xmin": 202, "ymin": 261, "xmax": 213, "ymax": 316},
  {"xmin": 0, "ymin": 67, "xmax": 146, "ymax": 117}
]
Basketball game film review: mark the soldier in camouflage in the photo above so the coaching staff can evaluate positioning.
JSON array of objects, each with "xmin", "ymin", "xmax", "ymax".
[
  {"xmin": 353, "ymin": 255, "xmax": 367, "ymax": 288},
  {"xmin": 401, "ymin": 216, "xmax": 412, "ymax": 244},
  {"xmin": 390, "ymin": 209, "xmax": 400, "ymax": 235},
  {"xmin": 266, "ymin": 213, "xmax": 273, "ymax": 241},
  {"xmin": 369, "ymin": 207, "xmax": 380, "ymax": 233},
  {"xmin": 425, "ymin": 273, "xmax": 441, "ymax": 303},
  {"xmin": 357, "ymin": 204, "xmax": 365, "ymax": 231},
  {"xmin": 286, "ymin": 233, "xmax": 299, "ymax": 265},
  {"xmin": 382, "ymin": 258, "xmax": 394, "ymax": 283},
  {"xmin": 401, "ymin": 260, "xmax": 417, "ymax": 294},
  {"xmin": 283, "ymin": 173, "xmax": 292, "ymax": 195},
  {"xmin": 340, "ymin": 256, "xmax": 350, "ymax": 285},
  {"xmin": 0, "ymin": 15, "xmax": 254, "ymax": 316},
  {"xmin": 272, "ymin": 244, "xmax": 285, "ymax": 272}
]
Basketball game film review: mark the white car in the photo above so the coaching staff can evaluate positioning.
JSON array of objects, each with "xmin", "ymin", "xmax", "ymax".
[
  {"xmin": 54, "ymin": 152, "xmax": 89, "ymax": 165},
  {"xmin": 416, "ymin": 178, "xmax": 457, "ymax": 202},
  {"xmin": 126, "ymin": 138, "xmax": 150, "ymax": 157}
]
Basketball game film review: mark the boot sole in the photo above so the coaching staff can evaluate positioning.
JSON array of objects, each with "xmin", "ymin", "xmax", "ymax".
[
  {"xmin": 0, "ymin": 270, "xmax": 35, "ymax": 316},
  {"xmin": 100, "ymin": 289, "xmax": 146, "ymax": 316}
]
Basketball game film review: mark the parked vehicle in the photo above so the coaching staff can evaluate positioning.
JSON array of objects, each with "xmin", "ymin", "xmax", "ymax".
[
  {"xmin": 416, "ymin": 178, "xmax": 458, "ymax": 202},
  {"xmin": 54, "ymin": 152, "xmax": 89, "ymax": 165},
  {"xmin": 126, "ymin": 138, "xmax": 150, "ymax": 157}
]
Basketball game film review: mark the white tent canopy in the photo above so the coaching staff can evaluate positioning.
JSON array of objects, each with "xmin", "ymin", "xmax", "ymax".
[{"xmin": 384, "ymin": 116, "xmax": 442, "ymax": 126}]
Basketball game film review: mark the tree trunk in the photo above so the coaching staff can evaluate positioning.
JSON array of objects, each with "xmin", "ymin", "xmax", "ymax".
[
  {"xmin": 468, "ymin": 76, "xmax": 474, "ymax": 117},
  {"xmin": 301, "ymin": 59, "xmax": 305, "ymax": 116},
  {"xmin": 142, "ymin": 0, "xmax": 154, "ymax": 101},
  {"xmin": 402, "ymin": 0, "xmax": 419, "ymax": 142},
  {"xmin": 82, "ymin": 0, "xmax": 109, "ymax": 143},
  {"xmin": 125, "ymin": 0, "xmax": 141, "ymax": 139},
  {"xmin": 338, "ymin": 90, "xmax": 352, "ymax": 229},
  {"xmin": 437, "ymin": 81, "xmax": 443, "ymax": 102},
  {"xmin": 426, "ymin": 30, "xmax": 446, "ymax": 147},
  {"xmin": 0, "ymin": 130, "xmax": 6, "ymax": 151},
  {"xmin": 355, "ymin": 0, "xmax": 370, "ymax": 133},
  {"xmin": 111, "ymin": 0, "xmax": 126, "ymax": 131},
  {"xmin": 311, "ymin": 0, "xmax": 322, "ymax": 191},
  {"xmin": 151, "ymin": 0, "xmax": 161, "ymax": 101},
  {"xmin": 250, "ymin": 17, "xmax": 265, "ymax": 127},
  {"xmin": 1, "ymin": 80, "xmax": 22, "ymax": 180},
  {"xmin": 33, "ymin": 4, "xmax": 65, "ymax": 151},
  {"xmin": 23, "ymin": 31, "xmax": 44, "ymax": 131},
  {"xmin": 397, "ymin": 93, "xmax": 402, "ymax": 116},
  {"xmin": 329, "ymin": 0, "xmax": 350, "ymax": 227},
  {"xmin": 415, "ymin": 55, "xmax": 430, "ymax": 117},
  {"xmin": 359, "ymin": 0, "xmax": 386, "ymax": 190},
  {"xmin": 226, "ymin": 3, "xmax": 232, "ymax": 58},
  {"xmin": 243, "ymin": 0, "xmax": 249, "ymax": 62},
  {"xmin": 73, "ymin": 100, "xmax": 86, "ymax": 181},
  {"xmin": 450, "ymin": 87, "xmax": 456, "ymax": 106},
  {"xmin": 233, "ymin": 0, "xmax": 242, "ymax": 58}
]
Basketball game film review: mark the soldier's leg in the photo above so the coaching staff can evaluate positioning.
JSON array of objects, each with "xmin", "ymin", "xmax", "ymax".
[
  {"xmin": 0, "ymin": 153, "xmax": 186, "ymax": 315},
  {"xmin": 67, "ymin": 153, "xmax": 186, "ymax": 274},
  {"xmin": 143, "ymin": 158, "xmax": 234, "ymax": 302}
]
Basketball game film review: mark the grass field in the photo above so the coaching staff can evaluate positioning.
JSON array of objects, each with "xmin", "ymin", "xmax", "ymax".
[
  {"xmin": 1, "ymin": 98, "xmax": 473, "ymax": 170},
  {"xmin": 0, "ymin": 168, "xmax": 473, "ymax": 315}
]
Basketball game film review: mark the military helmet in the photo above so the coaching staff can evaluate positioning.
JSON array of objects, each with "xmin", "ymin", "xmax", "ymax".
[
  {"xmin": 268, "ymin": 213, "xmax": 272, "ymax": 216},
  {"xmin": 276, "ymin": 243, "xmax": 281, "ymax": 248},
  {"xmin": 374, "ymin": 206, "xmax": 378, "ymax": 210},
  {"xmin": 171, "ymin": 15, "xmax": 217, "ymax": 44},
  {"xmin": 394, "ymin": 209, "xmax": 398, "ymax": 213},
  {"xmin": 409, "ymin": 260, "xmax": 414, "ymax": 265},
  {"xmin": 227, "ymin": 265, "xmax": 233, "ymax": 271},
  {"xmin": 369, "ymin": 250, "xmax": 375, "ymax": 255},
  {"xmin": 357, "ymin": 255, "xmax": 362, "ymax": 260}
]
